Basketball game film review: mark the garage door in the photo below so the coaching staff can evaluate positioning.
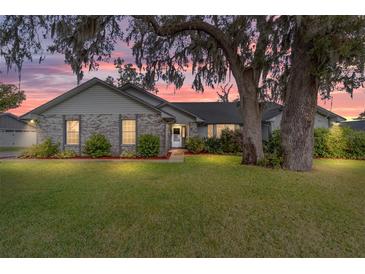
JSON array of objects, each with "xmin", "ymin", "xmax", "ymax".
[{"xmin": 0, "ymin": 129, "xmax": 37, "ymax": 147}]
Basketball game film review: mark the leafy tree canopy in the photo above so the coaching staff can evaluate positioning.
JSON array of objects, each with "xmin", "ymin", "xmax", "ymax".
[
  {"xmin": 0, "ymin": 16, "xmax": 123, "ymax": 84},
  {"xmin": 105, "ymin": 57, "xmax": 158, "ymax": 93},
  {"xmin": 126, "ymin": 16, "xmax": 291, "ymax": 101},
  {"xmin": 0, "ymin": 83, "xmax": 26, "ymax": 112},
  {"xmin": 284, "ymin": 16, "xmax": 365, "ymax": 100}
]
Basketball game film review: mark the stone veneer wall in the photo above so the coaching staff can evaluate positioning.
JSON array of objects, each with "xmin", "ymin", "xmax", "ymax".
[
  {"xmin": 188, "ymin": 122, "xmax": 199, "ymax": 137},
  {"xmin": 36, "ymin": 113, "xmax": 168, "ymax": 156},
  {"xmin": 136, "ymin": 114, "xmax": 168, "ymax": 156}
]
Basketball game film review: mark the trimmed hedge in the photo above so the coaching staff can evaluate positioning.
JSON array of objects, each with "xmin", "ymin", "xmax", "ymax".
[{"xmin": 137, "ymin": 134, "xmax": 160, "ymax": 157}]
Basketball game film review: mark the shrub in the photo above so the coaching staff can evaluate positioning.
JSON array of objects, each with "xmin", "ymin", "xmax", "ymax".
[
  {"xmin": 185, "ymin": 137, "xmax": 205, "ymax": 153},
  {"xmin": 346, "ymin": 130, "xmax": 365, "ymax": 159},
  {"xmin": 220, "ymin": 129, "xmax": 242, "ymax": 153},
  {"xmin": 83, "ymin": 133, "xmax": 111, "ymax": 158},
  {"xmin": 264, "ymin": 130, "xmax": 282, "ymax": 155},
  {"xmin": 261, "ymin": 130, "xmax": 283, "ymax": 168},
  {"xmin": 257, "ymin": 153, "xmax": 283, "ymax": 168},
  {"xmin": 55, "ymin": 149, "xmax": 77, "ymax": 159},
  {"xmin": 325, "ymin": 125, "xmax": 349, "ymax": 158},
  {"xmin": 265, "ymin": 126, "xmax": 365, "ymax": 160},
  {"xmin": 120, "ymin": 151, "xmax": 137, "ymax": 158},
  {"xmin": 313, "ymin": 128, "xmax": 330, "ymax": 158},
  {"xmin": 137, "ymin": 134, "xmax": 160, "ymax": 157},
  {"xmin": 20, "ymin": 138, "xmax": 60, "ymax": 158},
  {"xmin": 203, "ymin": 137, "xmax": 223, "ymax": 153}
]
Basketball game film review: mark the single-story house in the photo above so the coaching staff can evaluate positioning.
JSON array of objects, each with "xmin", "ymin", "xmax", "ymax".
[
  {"xmin": 340, "ymin": 120, "xmax": 365, "ymax": 131},
  {"xmin": 0, "ymin": 112, "xmax": 36, "ymax": 147},
  {"xmin": 21, "ymin": 77, "xmax": 346, "ymax": 156}
]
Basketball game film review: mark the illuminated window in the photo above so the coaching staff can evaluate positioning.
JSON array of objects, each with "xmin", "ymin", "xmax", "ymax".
[
  {"xmin": 122, "ymin": 120, "xmax": 136, "ymax": 145},
  {"xmin": 66, "ymin": 120, "xmax": 79, "ymax": 145},
  {"xmin": 215, "ymin": 124, "xmax": 236, "ymax": 138},
  {"xmin": 207, "ymin": 124, "xmax": 214, "ymax": 138}
]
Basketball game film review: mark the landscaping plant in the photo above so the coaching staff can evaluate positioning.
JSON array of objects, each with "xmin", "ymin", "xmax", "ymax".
[
  {"xmin": 220, "ymin": 129, "xmax": 242, "ymax": 153},
  {"xmin": 55, "ymin": 149, "xmax": 77, "ymax": 159},
  {"xmin": 137, "ymin": 134, "xmax": 160, "ymax": 157},
  {"xmin": 83, "ymin": 133, "xmax": 112, "ymax": 158},
  {"xmin": 185, "ymin": 137, "xmax": 205, "ymax": 154},
  {"xmin": 203, "ymin": 137, "xmax": 223, "ymax": 154},
  {"xmin": 20, "ymin": 138, "xmax": 59, "ymax": 158}
]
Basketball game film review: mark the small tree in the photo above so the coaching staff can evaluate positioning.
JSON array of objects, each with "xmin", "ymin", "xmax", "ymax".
[{"xmin": 0, "ymin": 83, "xmax": 26, "ymax": 112}]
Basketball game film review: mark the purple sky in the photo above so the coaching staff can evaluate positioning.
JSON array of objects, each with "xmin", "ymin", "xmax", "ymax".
[{"xmin": 1, "ymin": 40, "xmax": 364, "ymax": 119}]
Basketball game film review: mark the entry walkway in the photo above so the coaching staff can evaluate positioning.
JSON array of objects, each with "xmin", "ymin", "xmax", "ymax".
[{"xmin": 168, "ymin": 149, "xmax": 186, "ymax": 163}]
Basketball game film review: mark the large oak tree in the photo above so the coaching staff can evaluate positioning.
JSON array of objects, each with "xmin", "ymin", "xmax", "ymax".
[
  {"xmin": 280, "ymin": 16, "xmax": 365, "ymax": 171},
  {"xmin": 126, "ymin": 16, "xmax": 289, "ymax": 164}
]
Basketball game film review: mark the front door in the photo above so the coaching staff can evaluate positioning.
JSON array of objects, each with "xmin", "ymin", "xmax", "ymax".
[{"xmin": 171, "ymin": 125, "xmax": 182, "ymax": 148}]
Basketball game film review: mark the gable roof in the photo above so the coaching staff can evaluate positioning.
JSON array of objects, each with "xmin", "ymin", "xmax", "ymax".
[
  {"xmin": 172, "ymin": 102, "xmax": 242, "ymax": 124},
  {"xmin": 120, "ymin": 83, "xmax": 203, "ymax": 121},
  {"xmin": 340, "ymin": 120, "xmax": 365, "ymax": 131},
  {"xmin": 21, "ymin": 78, "xmax": 174, "ymax": 119},
  {"xmin": 316, "ymin": 106, "xmax": 346, "ymax": 122},
  {"xmin": 0, "ymin": 112, "xmax": 35, "ymax": 128}
]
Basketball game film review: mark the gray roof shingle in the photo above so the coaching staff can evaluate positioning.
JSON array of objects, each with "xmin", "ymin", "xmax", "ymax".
[
  {"xmin": 340, "ymin": 120, "xmax": 365, "ymax": 131},
  {"xmin": 173, "ymin": 101, "xmax": 345, "ymax": 124}
]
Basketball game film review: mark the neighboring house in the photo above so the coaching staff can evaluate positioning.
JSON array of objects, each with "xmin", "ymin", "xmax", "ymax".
[
  {"xmin": 21, "ymin": 77, "xmax": 346, "ymax": 156},
  {"xmin": 340, "ymin": 120, "xmax": 365, "ymax": 131},
  {"xmin": 0, "ymin": 113, "xmax": 36, "ymax": 147}
]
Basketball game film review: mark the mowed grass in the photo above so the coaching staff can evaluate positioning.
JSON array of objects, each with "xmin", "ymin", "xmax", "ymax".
[{"xmin": 0, "ymin": 156, "xmax": 364, "ymax": 257}]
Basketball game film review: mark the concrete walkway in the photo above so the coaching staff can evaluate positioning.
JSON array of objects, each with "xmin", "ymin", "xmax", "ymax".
[{"xmin": 168, "ymin": 149, "xmax": 186, "ymax": 163}]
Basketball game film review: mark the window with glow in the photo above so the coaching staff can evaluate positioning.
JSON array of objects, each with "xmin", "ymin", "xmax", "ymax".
[
  {"xmin": 207, "ymin": 124, "xmax": 214, "ymax": 138},
  {"xmin": 215, "ymin": 124, "xmax": 236, "ymax": 138},
  {"xmin": 66, "ymin": 120, "xmax": 79, "ymax": 145},
  {"xmin": 122, "ymin": 120, "xmax": 136, "ymax": 145}
]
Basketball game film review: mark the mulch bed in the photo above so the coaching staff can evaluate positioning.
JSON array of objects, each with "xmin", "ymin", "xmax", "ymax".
[{"xmin": 17, "ymin": 152, "xmax": 172, "ymax": 160}]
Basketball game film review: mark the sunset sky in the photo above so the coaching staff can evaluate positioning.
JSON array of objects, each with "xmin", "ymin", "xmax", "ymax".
[{"xmin": 1, "ymin": 41, "xmax": 365, "ymax": 119}]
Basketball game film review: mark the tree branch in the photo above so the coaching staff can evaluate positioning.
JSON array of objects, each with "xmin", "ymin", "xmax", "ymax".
[{"xmin": 133, "ymin": 16, "xmax": 242, "ymax": 72}]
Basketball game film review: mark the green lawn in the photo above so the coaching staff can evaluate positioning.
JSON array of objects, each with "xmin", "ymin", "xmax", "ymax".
[{"xmin": 0, "ymin": 156, "xmax": 364, "ymax": 257}]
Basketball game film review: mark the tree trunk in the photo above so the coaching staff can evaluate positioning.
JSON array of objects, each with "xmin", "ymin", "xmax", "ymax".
[
  {"xmin": 237, "ymin": 69, "xmax": 264, "ymax": 165},
  {"xmin": 280, "ymin": 30, "xmax": 318, "ymax": 171}
]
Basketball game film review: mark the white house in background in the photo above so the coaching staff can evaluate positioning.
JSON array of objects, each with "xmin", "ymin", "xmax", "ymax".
[{"xmin": 0, "ymin": 113, "xmax": 36, "ymax": 147}]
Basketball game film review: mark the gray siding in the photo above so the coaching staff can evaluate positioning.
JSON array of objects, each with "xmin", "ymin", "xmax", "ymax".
[
  {"xmin": 123, "ymin": 87, "xmax": 162, "ymax": 106},
  {"xmin": 160, "ymin": 105, "xmax": 195, "ymax": 124},
  {"xmin": 269, "ymin": 113, "xmax": 331, "ymax": 132},
  {"xmin": 197, "ymin": 125, "xmax": 208, "ymax": 137},
  {"xmin": 44, "ymin": 84, "xmax": 155, "ymax": 115}
]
